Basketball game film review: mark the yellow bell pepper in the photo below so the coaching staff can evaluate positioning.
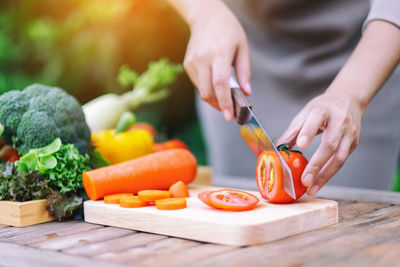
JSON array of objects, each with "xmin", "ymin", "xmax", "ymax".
[{"xmin": 91, "ymin": 129, "xmax": 153, "ymax": 164}]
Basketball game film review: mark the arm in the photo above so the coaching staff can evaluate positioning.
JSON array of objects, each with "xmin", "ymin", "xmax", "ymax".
[
  {"xmin": 278, "ymin": 20, "xmax": 400, "ymax": 195},
  {"xmin": 167, "ymin": 0, "xmax": 251, "ymax": 121}
]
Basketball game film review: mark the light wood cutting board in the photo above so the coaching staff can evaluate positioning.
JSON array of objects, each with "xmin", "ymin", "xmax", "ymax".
[{"xmin": 84, "ymin": 185, "xmax": 338, "ymax": 246}]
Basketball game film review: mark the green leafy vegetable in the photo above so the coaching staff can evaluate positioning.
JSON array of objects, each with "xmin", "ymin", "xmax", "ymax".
[
  {"xmin": 0, "ymin": 123, "xmax": 3, "ymax": 137},
  {"xmin": 120, "ymin": 58, "xmax": 184, "ymax": 110},
  {"xmin": 29, "ymin": 137, "xmax": 62, "ymax": 156},
  {"xmin": 16, "ymin": 138, "xmax": 91, "ymax": 193},
  {"xmin": 118, "ymin": 65, "xmax": 139, "ymax": 88},
  {"xmin": 46, "ymin": 143, "xmax": 91, "ymax": 194},
  {"xmin": 17, "ymin": 138, "xmax": 62, "ymax": 173},
  {"xmin": 46, "ymin": 190, "xmax": 83, "ymax": 221},
  {"xmin": 0, "ymin": 162, "xmax": 51, "ymax": 202}
]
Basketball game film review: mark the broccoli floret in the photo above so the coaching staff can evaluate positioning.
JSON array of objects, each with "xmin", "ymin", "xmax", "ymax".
[{"xmin": 0, "ymin": 84, "xmax": 91, "ymax": 155}]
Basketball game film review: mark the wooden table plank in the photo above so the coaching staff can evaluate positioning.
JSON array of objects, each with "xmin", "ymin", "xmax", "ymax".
[
  {"xmin": 253, "ymin": 208, "xmax": 400, "ymax": 266},
  {"xmin": 0, "ymin": 241, "xmax": 129, "ymax": 267},
  {"xmin": 133, "ymin": 243, "xmax": 239, "ymax": 267},
  {"xmin": 98, "ymin": 237, "xmax": 202, "ymax": 265},
  {"xmin": 63, "ymin": 232, "xmax": 167, "ymax": 256},
  {"xmin": 3, "ymin": 221, "xmax": 102, "ymax": 244},
  {"xmin": 30, "ymin": 226, "xmax": 133, "ymax": 250},
  {"xmin": 0, "ymin": 221, "xmax": 79, "ymax": 240},
  {"xmin": 190, "ymin": 204, "xmax": 400, "ymax": 267},
  {"xmin": 317, "ymin": 185, "xmax": 400, "ymax": 204}
]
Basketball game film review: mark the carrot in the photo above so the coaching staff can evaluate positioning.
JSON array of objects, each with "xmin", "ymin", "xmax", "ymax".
[
  {"xmin": 169, "ymin": 181, "xmax": 190, "ymax": 198},
  {"xmin": 120, "ymin": 195, "xmax": 147, "ymax": 208},
  {"xmin": 138, "ymin": 190, "xmax": 171, "ymax": 202},
  {"xmin": 104, "ymin": 193, "xmax": 133, "ymax": 204},
  {"xmin": 83, "ymin": 149, "xmax": 197, "ymax": 200},
  {"xmin": 156, "ymin": 198, "xmax": 187, "ymax": 210}
]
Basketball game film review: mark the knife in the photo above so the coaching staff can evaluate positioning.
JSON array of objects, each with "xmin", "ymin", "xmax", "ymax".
[{"xmin": 229, "ymin": 77, "xmax": 296, "ymax": 200}]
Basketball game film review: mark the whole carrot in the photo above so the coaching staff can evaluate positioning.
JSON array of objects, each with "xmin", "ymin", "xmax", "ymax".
[{"xmin": 83, "ymin": 149, "xmax": 197, "ymax": 200}]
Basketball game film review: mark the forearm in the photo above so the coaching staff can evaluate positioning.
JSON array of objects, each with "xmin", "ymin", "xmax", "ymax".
[
  {"xmin": 327, "ymin": 20, "xmax": 400, "ymax": 111},
  {"xmin": 166, "ymin": 0, "xmax": 227, "ymax": 28}
]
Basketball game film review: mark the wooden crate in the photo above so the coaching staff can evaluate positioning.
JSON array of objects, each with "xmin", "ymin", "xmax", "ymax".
[{"xmin": 0, "ymin": 199, "xmax": 54, "ymax": 227}]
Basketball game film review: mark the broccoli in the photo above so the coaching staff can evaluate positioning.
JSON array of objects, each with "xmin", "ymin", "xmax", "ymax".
[{"xmin": 0, "ymin": 84, "xmax": 91, "ymax": 155}]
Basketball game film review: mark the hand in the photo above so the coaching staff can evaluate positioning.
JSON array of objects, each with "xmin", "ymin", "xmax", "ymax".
[
  {"xmin": 183, "ymin": 0, "xmax": 251, "ymax": 121},
  {"xmin": 277, "ymin": 91, "xmax": 364, "ymax": 196}
]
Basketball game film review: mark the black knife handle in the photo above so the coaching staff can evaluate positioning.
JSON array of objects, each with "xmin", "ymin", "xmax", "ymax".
[{"xmin": 231, "ymin": 87, "xmax": 252, "ymax": 125}]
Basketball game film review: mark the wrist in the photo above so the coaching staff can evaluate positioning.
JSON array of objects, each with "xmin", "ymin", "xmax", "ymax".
[{"xmin": 325, "ymin": 78, "xmax": 369, "ymax": 114}]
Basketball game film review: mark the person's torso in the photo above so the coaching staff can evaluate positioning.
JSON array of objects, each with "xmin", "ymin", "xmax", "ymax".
[{"xmin": 225, "ymin": 0, "xmax": 370, "ymax": 89}]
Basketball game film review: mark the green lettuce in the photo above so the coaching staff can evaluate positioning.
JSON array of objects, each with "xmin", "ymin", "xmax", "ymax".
[{"xmin": 46, "ymin": 143, "xmax": 91, "ymax": 193}]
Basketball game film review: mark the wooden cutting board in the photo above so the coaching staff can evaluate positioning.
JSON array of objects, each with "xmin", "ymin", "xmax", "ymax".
[{"xmin": 84, "ymin": 185, "xmax": 338, "ymax": 246}]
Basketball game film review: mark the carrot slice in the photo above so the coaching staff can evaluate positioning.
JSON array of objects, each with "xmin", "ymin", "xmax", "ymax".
[
  {"xmin": 120, "ymin": 195, "xmax": 147, "ymax": 208},
  {"xmin": 169, "ymin": 181, "xmax": 190, "ymax": 198},
  {"xmin": 104, "ymin": 193, "xmax": 133, "ymax": 204},
  {"xmin": 156, "ymin": 198, "xmax": 187, "ymax": 210},
  {"xmin": 138, "ymin": 190, "xmax": 171, "ymax": 202},
  {"xmin": 82, "ymin": 149, "xmax": 197, "ymax": 201}
]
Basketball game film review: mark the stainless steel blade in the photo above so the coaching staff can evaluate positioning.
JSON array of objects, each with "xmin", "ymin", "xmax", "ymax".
[{"xmin": 240, "ymin": 108, "xmax": 296, "ymax": 200}]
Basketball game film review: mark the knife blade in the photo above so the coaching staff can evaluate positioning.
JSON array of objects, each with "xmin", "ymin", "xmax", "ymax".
[{"xmin": 230, "ymin": 77, "xmax": 296, "ymax": 200}]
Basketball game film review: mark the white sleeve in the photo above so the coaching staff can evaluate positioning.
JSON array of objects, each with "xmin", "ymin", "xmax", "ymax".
[{"xmin": 363, "ymin": 0, "xmax": 400, "ymax": 30}]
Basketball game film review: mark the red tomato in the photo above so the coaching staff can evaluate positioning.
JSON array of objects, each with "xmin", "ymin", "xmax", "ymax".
[
  {"xmin": 256, "ymin": 144, "xmax": 308, "ymax": 203},
  {"xmin": 0, "ymin": 145, "xmax": 20, "ymax": 162},
  {"xmin": 153, "ymin": 139, "xmax": 188, "ymax": 152},
  {"xmin": 127, "ymin": 122, "xmax": 157, "ymax": 138},
  {"xmin": 198, "ymin": 189, "xmax": 259, "ymax": 211}
]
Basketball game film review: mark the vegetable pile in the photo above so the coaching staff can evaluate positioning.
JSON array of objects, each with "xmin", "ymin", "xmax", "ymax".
[
  {"xmin": 0, "ymin": 84, "xmax": 92, "ymax": 220},
  {"xmin": 0, "ymin": 59, "xmax": 190, "ymax": 221}
]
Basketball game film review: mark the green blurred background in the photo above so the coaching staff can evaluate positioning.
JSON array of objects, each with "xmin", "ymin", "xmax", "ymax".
[
  {"xmin": 0, "ymin": 0, "xmax": 399, "ymax": 191},
  {"xmin": 0, "ymin": 0, "xmax": 207, "ymax": 165}
]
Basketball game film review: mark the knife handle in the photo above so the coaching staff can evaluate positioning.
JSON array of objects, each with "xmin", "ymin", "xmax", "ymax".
[{"xmin": 230, "ymin": 77, "xmax": 252, "ymax": 125}]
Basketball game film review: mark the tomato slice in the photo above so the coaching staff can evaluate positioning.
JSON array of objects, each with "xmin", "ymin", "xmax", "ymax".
[
  {"xmin": 207, "ymin": 189, "xmax": 259, "ymax": 211},
  {"xmin": 197, "ymin": 191, "xmax": 213, "ymax": 207}
]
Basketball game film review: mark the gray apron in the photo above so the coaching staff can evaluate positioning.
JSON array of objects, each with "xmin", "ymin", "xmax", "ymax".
[{"xmin": 197, "ymin": 0, "xmax": 400, "ymax": 190}]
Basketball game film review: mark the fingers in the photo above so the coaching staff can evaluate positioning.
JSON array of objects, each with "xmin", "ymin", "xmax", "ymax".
[
  {"xmin": 212, "ymin": 58, "xmax": 234, "ymax": 121},
  {"xmin": 276, "ymin": 111, "xmax": 308, "ymax": 146},
  {"xmin": 234, "ymin": 42, "xmax": 252, "ymax": 96},
  {"xmin": 295, "ymin": 107, "xmax": 328, "ymax": 149},
  {"xmin": 301, "ymin": 120, "xmax": 345, "ymax": 189},
  {"xmin": 189, "ymin": 63, "xmax": 220, "ymax": 110},
  {"xmin": 307, "ymin": 134, "xmax": 354, "ymax": 195}
]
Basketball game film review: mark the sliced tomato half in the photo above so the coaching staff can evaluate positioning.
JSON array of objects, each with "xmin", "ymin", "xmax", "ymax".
[
  {"xmin": 256, "ymin": 146, "xmax": 308, "ymax": 203},
  {"xmin": 207, "ymin": 189, "xmax": 259, "ymax": 211}
]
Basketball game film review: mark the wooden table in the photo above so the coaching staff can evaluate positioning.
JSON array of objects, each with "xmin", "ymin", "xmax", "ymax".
[{"xmin": 1, "ymin": 186, "xmax": 400, "ymax": 267}]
